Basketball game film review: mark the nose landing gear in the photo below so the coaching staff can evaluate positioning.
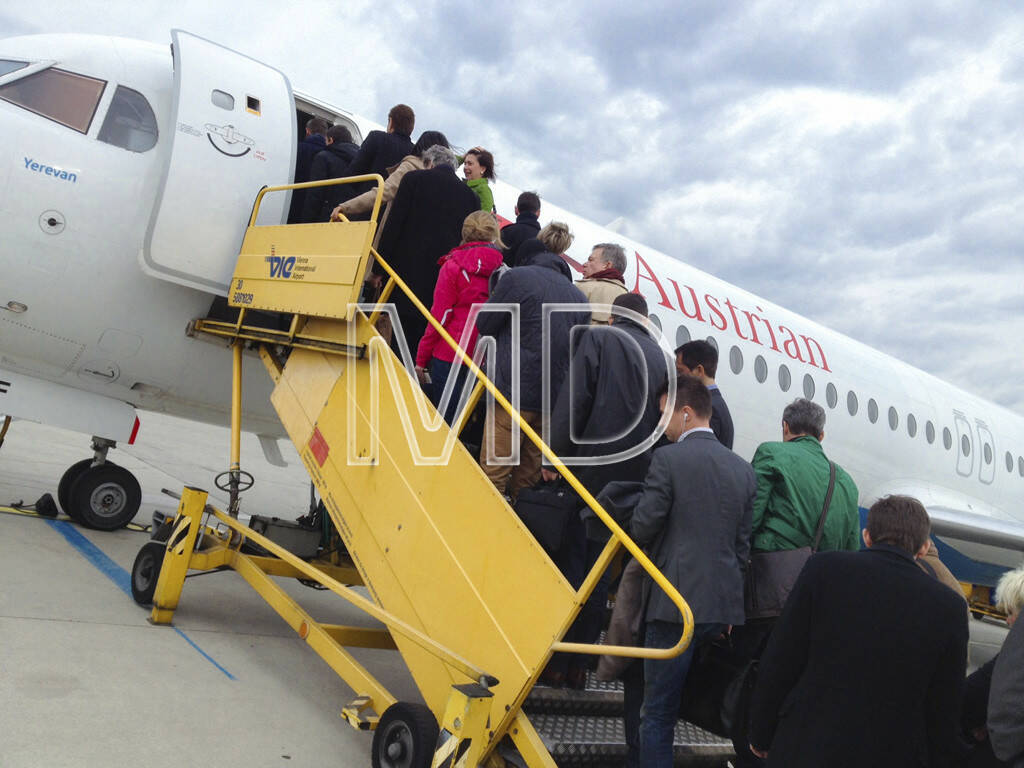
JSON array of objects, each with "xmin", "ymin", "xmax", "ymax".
[{"xmin": 57, "ymin": 437, "xmax": 142, "ymax": 530}]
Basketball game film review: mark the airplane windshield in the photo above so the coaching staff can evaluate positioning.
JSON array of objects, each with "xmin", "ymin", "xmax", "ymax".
[
  {"xmin": 98, "ymin": 85, "xmax": 158, "ymax": 152},
  {"xmin": 0, "ymin": 59, "xmax": 28, "ymax": 77},
  {"xmin": 0, "ymin": 66, "xmax": 106, "ymax": 133}
]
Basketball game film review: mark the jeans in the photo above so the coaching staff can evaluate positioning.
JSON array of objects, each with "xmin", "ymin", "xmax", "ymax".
[
  {"xmin": 641, "ymin": 620, "xmax": 727, "ymax": 768},
  {"xmin": 425, "ymin": 357, "xmax": 471, "ymax": 425}
]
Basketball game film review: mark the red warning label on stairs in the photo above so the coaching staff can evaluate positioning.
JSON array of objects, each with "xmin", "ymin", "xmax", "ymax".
[{"xmin": 309, "ymin": 427, "xmax": 330, "ymax": 467}]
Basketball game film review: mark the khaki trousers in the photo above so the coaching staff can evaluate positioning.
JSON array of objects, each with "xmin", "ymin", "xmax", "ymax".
[{"xmin": 480, "ymin": 406, "xmax": 543, "ymax": 497}]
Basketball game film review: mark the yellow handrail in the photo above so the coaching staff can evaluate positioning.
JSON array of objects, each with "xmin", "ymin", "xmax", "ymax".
[
  {"xmin": 247, "ymin": 174, "xmax": 387, "ymax": 227},
  {"xmin": 369, "ymin": 251, "xmax": 694, "ymax": 661},
  {"xmin": 207, "ymin": 505, "xmax": 501, "ymax": 687}
]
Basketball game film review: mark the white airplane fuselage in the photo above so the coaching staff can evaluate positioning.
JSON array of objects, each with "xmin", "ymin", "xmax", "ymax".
[{"xmin": 1, "ymin": 32, "xmax": 1022, "ymax": 575}]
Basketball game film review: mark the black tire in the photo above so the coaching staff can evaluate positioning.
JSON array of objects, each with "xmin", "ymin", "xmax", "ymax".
[
  {"xmin": 151, "ymin": 519, "xmax": 174, "ymax": 543},
  {"xmin": 371, "ymin": 702, "xmax": 439, "ymax": 768},
  {"xmin": 131, "ymin": 541, "xmax": 165, "ymax": 606},
  {"xmin": 57, "ymin": 459, "xmax": 98, "ymax": 521},
  {"xmin": 70, "ymin": 464, "xmax": 142, "ymax": 531}
]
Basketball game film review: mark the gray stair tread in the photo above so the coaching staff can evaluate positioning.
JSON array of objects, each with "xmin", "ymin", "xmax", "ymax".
[{"xmin": 530, "ymin": 713, "xmax": 733, "ymax": 764}]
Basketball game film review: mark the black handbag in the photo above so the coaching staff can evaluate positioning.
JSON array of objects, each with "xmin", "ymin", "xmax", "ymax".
[
  {"xmin": 744, "ymin": 461, "xmax": 836, "ymax": 619},
  {"xmin": 514, "ymin": 481, "xmax": 579, "ymax": 556},
  {"xmin": 679, "ymin": 635, "xmax": 746, "ymax": 737}
]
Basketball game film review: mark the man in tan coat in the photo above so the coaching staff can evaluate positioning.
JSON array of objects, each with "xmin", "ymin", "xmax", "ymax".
[{"xmin": 575, "ymin": 243, "xmax": 629, "ymax": 323}]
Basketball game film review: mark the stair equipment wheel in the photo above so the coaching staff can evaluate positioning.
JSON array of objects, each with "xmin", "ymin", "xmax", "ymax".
[
  {"xmin": 131, "ymin": 541, "xmax": 166, "ymax": 606},
  {"xmin": 371, "ymin": 702, "xmax": 439, "ymax": 768}
]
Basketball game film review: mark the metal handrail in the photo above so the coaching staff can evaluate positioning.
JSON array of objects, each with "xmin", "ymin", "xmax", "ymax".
[
  {"xmin": 369, "ymin": 251, "xmax": 694, "ymax": 661},
  {"xmin": 247, "ymin": 174, "xmax": 386, "ymax": 227},
  {"xmin": 206, "ymin": 505, "xmax": 500, "ymax": 687}
]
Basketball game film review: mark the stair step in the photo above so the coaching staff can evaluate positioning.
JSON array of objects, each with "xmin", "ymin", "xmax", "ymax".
[
  {"xmin": 530, "ymin": 713, "xmax": 733, "ymax": 766},
  {"xmin": 524, "ymin": 675, "xmax": 624, "ymax": 715},
  {"xmin": 524, "ymin": 672, "xmax": 734, "ymax": 765}
]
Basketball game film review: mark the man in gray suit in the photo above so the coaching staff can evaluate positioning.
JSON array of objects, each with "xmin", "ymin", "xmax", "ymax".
[{"xmin": 631, "ymin": 374, "xmax": 756, "ymax": 768}]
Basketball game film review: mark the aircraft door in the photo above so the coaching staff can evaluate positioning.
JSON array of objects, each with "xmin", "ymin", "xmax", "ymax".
[
  {"xmin": 976, "ymin": 420, "xmax": 995, "ymax": 485},
  {"xmin": 142, "ymin": 30, "xmax": 296, "ymax": 294},
  {"xmin": 952, "ymin": 411, "xmax": 974, "ymax": 478}
]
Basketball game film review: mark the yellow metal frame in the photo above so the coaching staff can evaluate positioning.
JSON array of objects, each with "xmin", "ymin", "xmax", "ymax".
[
  {"xmin": 156, "ymin": 178, "xmax": 695, "ymax": 767},
  {"xmin": 368, "ymin": 250, "xmax": 694, "ymax": 661}
]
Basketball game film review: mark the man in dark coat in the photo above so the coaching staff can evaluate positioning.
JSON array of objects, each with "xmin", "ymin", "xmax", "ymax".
[
  {"xmin": 549, "ymin": 291, "xmax": 671, "ymax": 493},
  {"xmin": 748, "ymin": 495, "xmax": 969, "ymax": 768},
  {"xmin": 989, "ymin": 596, "xmax": 1024, "ymax": 766},
  {"xmin": 500, "ymin": 191, "xmax": 541, "ymax": 265},
  {"xmin": 287, "ymin": 116, "xmax": 328, "ymax": 223},
  {"xmin": 544, "ymin": 291, "xmax": 672, "ymax": 693},
  {"xmin": 337, "ymin": 103, "xmax": 415, "ymax": 213},
  {"xmin": 301, "ymin": 124, "xmax": 359, "ymax": 223},
  {"xmin": 476, "ymin": 249, "xmax": 590, "ymax": 497},
  {"xmin": 675, "ymin": 339, "xmax": 734, "ymax": 449},
  {"xmin": 375, "ymin": 144, "xmax": 480, "ymax": 352},
  {"xmin": 631, "ymin": 374, "xmax": 756, "ymax": 768}
]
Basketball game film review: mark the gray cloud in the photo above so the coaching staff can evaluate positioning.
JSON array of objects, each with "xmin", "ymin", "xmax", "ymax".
[{"xmin": 2, "ymin": 0, "xmax": 1022, "ymax": 415}]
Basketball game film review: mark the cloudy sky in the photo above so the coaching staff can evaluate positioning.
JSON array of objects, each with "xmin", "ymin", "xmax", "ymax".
[{"xmin": 4, "ymin": 1, "xmax": 1024, "ymax": 415}]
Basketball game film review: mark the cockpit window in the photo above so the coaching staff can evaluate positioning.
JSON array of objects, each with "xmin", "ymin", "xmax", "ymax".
[
  {"xmin": 0, "ymin": 59, "xmax": 28, "ymax": 78},
  {"xmin": 0, "ymin": 67, "xmax": 105, "ymax": 133},
  {"xmin": 98, "ymin": 85, "xmax": 158, "ymax": 152}
]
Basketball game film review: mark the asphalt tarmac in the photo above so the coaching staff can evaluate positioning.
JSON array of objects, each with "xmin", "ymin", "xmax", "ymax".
[{"xmin": 0, "ymin": 413, "xmax": 1010, "ymax": 767}]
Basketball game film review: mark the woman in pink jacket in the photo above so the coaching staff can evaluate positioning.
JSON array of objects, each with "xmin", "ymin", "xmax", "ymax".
[{"xmin": 416, "ymin": 210, "xmax": 505, "ymax": 423}]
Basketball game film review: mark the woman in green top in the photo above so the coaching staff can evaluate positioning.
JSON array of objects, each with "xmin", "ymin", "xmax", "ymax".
[{"xmin": 463, "ymin": 147, "xmax": 496, "ymax": 213}]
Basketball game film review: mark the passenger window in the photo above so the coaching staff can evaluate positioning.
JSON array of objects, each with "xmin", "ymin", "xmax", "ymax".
[
  {"xmin": 983, "ymin": 443, "xmax": 992, "ymax": 465},
  {"xmin": 803, "ymin": 374, "xmax": 815, "ymax": 400},
  {"xmin": 0, "ymin": 59, "xmax": 28, "ymax": 77},
  {"xmin": 729, "ymin": 346, "xmax": 743, "ymax": 375},
  {"xmin": 847, "ymin": 391, "xmax": 858, "ymax": 416},
  {"xmin": 926, "ymin": 421, "xmax": 935, "ymax": 444},
  {"xmin": 826, "ymin": 382, "xmax": 837, "ymax": 409},
  {"xmin": 888, "ymin": 406, "xmax": 898, "ymax": 431},
  {"xmin": 754, "ymin": 355, "xmax": 768, "ymax": 383},
  {"xmin": 943, "ymin": 427, "xmax": 953, "ymax": 451},
  {"xmin": 907, "ymin": 413, "xmax": 917, "ymax": 438},
  {"xmin": 1019, "ymin": 457, "xmax": 1024, "ymax": 477},
  {"xmin": 961, "ymin": 435, "xmax": 971, "ymax": 457},
  {"xmin": 648, "ymin": 314, "xmax": 662, "ymax": 331},
  {"xmin": 98, "ymin": 86, "xmax": 158, "ymax": 152},
  {"xmin": 1008, "ymin": 452, "xmax": 1014, "ymax": 472},
  {"xmin": 868, "ymin": 398, "xmax": 878, "ymax": 424},
  {"xmin": 0, "ymin": 67, "xmax": 106, "ymax": 133},
  {"xmin": 675, "ymin": 325, "xmax": 690, "ymax": 347},
  {"xmin": 706, "ymin": 336, "xmax": 718, "ymax": 351},
  {"xmin": 778, "ymin": 364, "xmax": 791, "ymax": 392}
]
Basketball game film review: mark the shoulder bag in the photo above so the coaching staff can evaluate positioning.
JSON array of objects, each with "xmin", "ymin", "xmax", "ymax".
[{"xmin": 743, "ymin": 461, "xmax": 837, "ymax": 619}]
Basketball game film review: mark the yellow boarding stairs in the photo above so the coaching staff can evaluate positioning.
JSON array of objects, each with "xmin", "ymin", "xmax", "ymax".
[{"xmin": 134, "ymin": 176, "xmax": 695, "ymax": 768}]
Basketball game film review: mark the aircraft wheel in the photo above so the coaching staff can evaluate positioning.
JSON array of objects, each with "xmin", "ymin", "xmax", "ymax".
[
  {"xmin": 371, "ymin": 702, "xmax": 439, "ymax": 768},
  {"xmin": 131, "ymin": 541, "xmax": 165, "ymax": 606},
  {"xmin": 57, "ymin": 459, "xmax": 95, "ymax": 521},
  {"xmin": 70, "ymin": 464, "xmax": 142, "ymax": 531}
]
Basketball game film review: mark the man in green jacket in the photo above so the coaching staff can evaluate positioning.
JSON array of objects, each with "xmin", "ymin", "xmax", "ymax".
[
  {"xmin": 750, "ymin": 397, "xmax": 860, "ymax": 553},
  {"xmin": 731, "ymin": 397, "xmax": 860, "ymax": 768}
]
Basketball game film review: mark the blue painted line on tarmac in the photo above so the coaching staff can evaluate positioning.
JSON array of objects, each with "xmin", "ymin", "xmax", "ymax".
[
  {"xmin": 172, "ymin": 627, "xmax": 236, "ymax": 679},
  {"xmin": 45, "ymin": 519, "xmax": 235, "ymax": 680}
]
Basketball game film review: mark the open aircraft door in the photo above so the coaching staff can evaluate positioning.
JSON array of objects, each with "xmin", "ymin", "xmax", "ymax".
[{"xmin": 142, "ymin": 29, "xmax": 296, "ymax": 294}]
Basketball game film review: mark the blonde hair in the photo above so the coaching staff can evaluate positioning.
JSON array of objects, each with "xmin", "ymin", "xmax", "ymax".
[
  {"xmin": 996, "ymin": 563, "xmax": 1024, "ymax": 617},
  {"xmin": 538, "ymin": 221, "xmax": 573, "ymax": 255},
  {"xmin": 461, "ymin": 210, "xmax": 504, "ymax": 248}
]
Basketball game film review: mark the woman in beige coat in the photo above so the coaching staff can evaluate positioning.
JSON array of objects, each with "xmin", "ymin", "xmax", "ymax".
[{"xmin": 331, "ymin": 130, "xmax": 450, "ymax": 243}]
